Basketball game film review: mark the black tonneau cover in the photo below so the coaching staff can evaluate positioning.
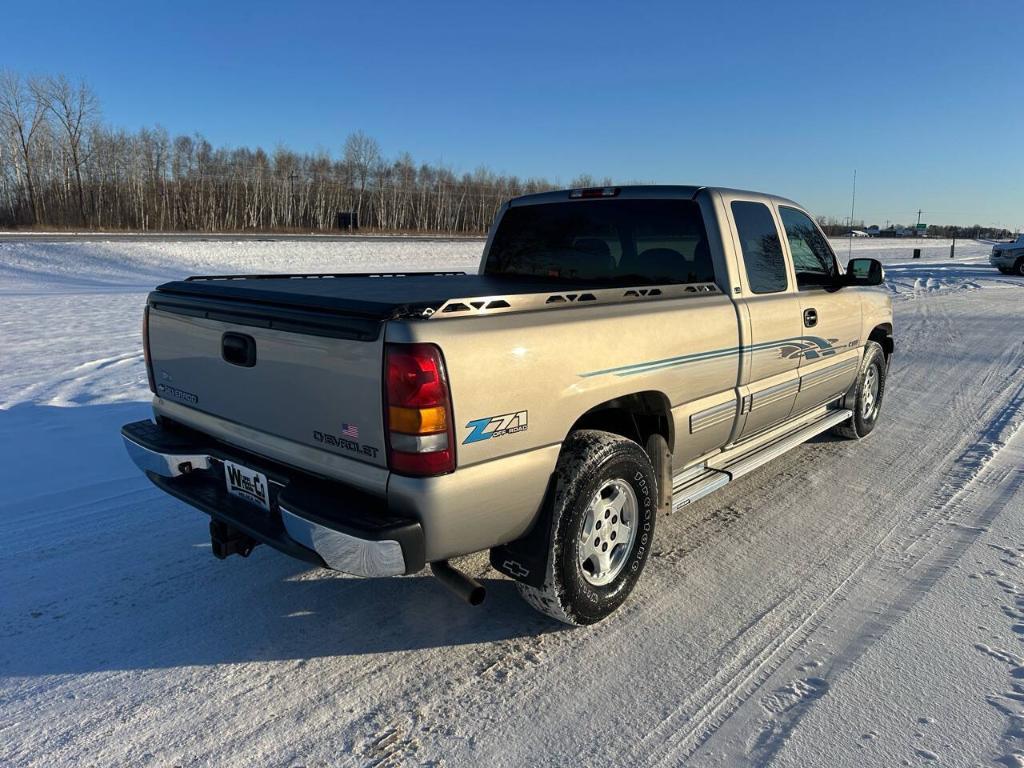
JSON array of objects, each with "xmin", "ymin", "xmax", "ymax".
[{"xmin": 155, "ymin": 272, "xmax": 578, "ymax": 320}]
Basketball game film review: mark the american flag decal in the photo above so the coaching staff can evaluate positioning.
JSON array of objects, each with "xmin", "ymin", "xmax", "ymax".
[{"xmin": 340, "ymin": 423, "xmax": 360, "ymax": 440}]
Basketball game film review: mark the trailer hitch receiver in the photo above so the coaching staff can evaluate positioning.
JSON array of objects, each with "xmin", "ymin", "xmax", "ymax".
[{"xmin": 210, "ymin": 520, "xmax": 258, "ymax": 559}]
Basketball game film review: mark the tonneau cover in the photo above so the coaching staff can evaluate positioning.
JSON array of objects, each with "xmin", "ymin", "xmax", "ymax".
[{"xmin": 155, "ymin": 273, "xmax": 579, "ymax": 319}]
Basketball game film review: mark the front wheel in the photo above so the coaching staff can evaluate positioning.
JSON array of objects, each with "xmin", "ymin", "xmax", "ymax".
[
  {"xmin": 1015, "ymin": 258, "xmax": 1024, "ymax": 277},
  {"xmin": 832, "ymin": 340, "xmax": 887, "ymax": 440},
  {"xmin": 517, "ymin": 430, "xmax": 657, "ymax": 625}
]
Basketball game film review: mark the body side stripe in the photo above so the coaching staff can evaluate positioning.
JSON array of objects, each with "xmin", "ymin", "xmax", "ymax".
[{"xmin": 579, "ymin": 336, "xmax": 838, "ymax": 378}]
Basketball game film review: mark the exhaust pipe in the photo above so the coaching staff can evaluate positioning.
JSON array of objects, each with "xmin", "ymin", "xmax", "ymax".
[{"xmin": 431, "ymin": 560, "xmax": 486, "ymax": 606}]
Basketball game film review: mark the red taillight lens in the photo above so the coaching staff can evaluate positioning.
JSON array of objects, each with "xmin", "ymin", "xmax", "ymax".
[
  {"xmin": 386, "ymin": 346, "xmax": 446, "ymax": 407},
  {"xmin": 142, "ymin": 306, "xmax": 156, "ymax": 394},
  {"xmin": 384, "ymin": 343, "xmax": 455, "ymax": 476}
]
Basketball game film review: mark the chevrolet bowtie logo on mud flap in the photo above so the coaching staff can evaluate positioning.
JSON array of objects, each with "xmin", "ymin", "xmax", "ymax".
[
  {"xmin": 463, "ymin": 410, "xmax": 528, "ymax": 444},
  {"xmin": 500, "ymin": 559, "xmax": 530, "ymax": 579}
]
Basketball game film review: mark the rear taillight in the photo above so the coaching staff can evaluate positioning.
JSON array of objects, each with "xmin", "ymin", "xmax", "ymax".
[
  {"xmin": 384, "ymin": 343, "xmax": 455, "ymax": 476},
  {"xmin": 142, "ymin": 305, "xmax": 156, "ymax": 394}
]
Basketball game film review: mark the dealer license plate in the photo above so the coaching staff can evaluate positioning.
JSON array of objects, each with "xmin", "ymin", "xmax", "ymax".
[{"xmin": 223, "ymin": 460, "xmax": 270, "ymax": 512}]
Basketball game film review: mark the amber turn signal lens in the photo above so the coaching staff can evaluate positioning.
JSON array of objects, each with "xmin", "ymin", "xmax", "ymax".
[{"xmin": 388, "ymin": 405, "xmax": 448, "ymax": 435}]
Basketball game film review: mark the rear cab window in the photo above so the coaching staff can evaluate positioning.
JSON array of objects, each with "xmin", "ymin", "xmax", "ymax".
[
  {"xmin": 484, "ymin": 199, "xmax": 714, "ymax": 286},
  {"xmin": 778, "ymin": 206, "xmax": 838, "ymax": 288},
  {"xmin": 731, "ymin": 201, "xmax": 788, "ymax": 294}
]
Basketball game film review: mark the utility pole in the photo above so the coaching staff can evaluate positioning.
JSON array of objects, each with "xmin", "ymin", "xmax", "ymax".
[{"xmin": 848, "ymin": 169, "xmax": 857, "ymax": 259}]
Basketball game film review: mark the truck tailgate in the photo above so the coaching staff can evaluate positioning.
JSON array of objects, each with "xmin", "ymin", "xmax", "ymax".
[{"xmin": 146, "ymin": 298, "xmax": 387, "ymax": 470}]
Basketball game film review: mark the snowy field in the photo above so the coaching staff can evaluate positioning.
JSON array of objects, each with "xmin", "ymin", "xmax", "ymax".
[{"xmin": 2, "ymin": 236, "xmax": 1024, "ymax": 767}]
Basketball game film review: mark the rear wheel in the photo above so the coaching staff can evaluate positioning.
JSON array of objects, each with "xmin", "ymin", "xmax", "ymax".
[
  {"xmin": 517, "ymin": 430, "xmax": 657, "ymax": 625},
  {"xmin": 1015, "ymin": 258, "xmax": 1024, "ymax": 276},
  {"xmin": 832, "ymin": 341, "xmax": 887, "ymax": 440}
]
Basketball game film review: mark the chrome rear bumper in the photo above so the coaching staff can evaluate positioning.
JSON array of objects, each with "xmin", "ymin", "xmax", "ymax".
[{"xmin": 121, "ymin": 420, "xmax": 423, "ymax": 577}]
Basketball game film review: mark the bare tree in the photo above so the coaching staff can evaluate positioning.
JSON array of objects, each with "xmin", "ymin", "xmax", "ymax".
[
  {"xmin": 0, "ymin": 71, "xmax": 48, "ymax": 223},
  {"xmin": 34, "ymin": 74, "xmax": 98, "ymax": 226},
  {"xmin": 342, "ymin": 130, "xmax": 381, "ymax": 226}
]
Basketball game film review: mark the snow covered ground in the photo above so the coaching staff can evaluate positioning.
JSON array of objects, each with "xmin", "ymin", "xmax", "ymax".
[{"xmin": 2, "ymin": 235, "xmax": 1023, "ymax": 767}]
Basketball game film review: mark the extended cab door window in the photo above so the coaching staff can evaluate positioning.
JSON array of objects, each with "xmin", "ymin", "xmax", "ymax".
[
  {"xmin": 730, "ymin": 201, "xmax": 788, "ymax": 293},
  {"xmin": 778, "ymin": 206, "xmax": 838, "ymax": 289}
]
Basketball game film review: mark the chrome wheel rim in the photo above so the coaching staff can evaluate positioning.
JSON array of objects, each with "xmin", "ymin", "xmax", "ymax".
[
  {"xmin": 578, "ymin": 479, "xmax": 638, "ymax": 587},
  {"xmin": 862, "ymin": 366, "xmax": 879, "ymax": 419}
]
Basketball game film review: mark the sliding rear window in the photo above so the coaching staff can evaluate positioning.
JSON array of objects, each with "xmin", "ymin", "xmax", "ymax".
[{"xmin": 484, "ymin": 199, "xmax": 713, "ymax": 285}]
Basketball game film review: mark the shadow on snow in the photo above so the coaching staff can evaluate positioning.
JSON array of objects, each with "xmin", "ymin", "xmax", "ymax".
[{"xmin": 0, "ymin": 402, "xmax": 564, "ymax": 677}]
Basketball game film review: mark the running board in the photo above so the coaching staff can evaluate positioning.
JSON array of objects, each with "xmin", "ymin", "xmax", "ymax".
[{"xmin": 671, "ymin": 409, "xmax": 853, "ymax": 512}]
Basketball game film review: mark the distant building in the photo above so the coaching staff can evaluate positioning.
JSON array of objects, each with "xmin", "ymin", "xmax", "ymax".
[{"xmin": 866, "ymin": 225, "xmax": 880, "ymax": 237}]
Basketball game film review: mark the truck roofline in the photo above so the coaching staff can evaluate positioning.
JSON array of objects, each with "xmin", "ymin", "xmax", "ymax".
[{"xmin": 507, "ymin": 184, "xmax": 803, "ymax": 210}]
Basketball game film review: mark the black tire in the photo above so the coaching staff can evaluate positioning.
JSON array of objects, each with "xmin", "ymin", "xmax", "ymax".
[
  {"xmin": 1015, "ymin": 258, "xmax": 1024, "ymax": 277},
  {"xmin": 832, "ymin": 341, "xmax": 887, "ymax": 440},
  {"xmin": 517, "ymin": 430, "xmax": 657, "ymax": 625}
]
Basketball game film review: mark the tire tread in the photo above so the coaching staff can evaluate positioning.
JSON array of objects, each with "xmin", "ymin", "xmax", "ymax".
[{"xmin": 517, "ymin": 430, "xmax": 652, "ymax": 625}]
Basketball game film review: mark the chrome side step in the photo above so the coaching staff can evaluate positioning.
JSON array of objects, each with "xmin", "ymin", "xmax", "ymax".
[
  {"xmin": 670, "ymin": 409, "xmax": 853, "ymax": 512},
  {"xmin": 713, "ymin": 409, "xmax": 852, "ymax": 479},
  {"xmin": 672, "ymin": 468, "xmax": 730, "ymax": 512}
]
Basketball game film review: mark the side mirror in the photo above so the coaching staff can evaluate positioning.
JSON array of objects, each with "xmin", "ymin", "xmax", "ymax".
[{"xmin": 845, "ymin": 257, "xmax": 884, "ymax": 287}]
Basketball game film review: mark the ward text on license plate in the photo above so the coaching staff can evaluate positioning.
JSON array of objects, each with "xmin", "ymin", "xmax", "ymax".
[{"xmin": 223, "ymin": 460, "xmax": 270, "ymax": 512}]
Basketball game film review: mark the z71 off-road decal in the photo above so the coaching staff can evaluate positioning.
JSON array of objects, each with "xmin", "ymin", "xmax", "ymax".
[{"xmin": 463, "ymin": 411, "xmax": 529, "ymax": 444}]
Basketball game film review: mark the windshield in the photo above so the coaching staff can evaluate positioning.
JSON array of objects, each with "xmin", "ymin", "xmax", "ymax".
[{"xmin": 483, "ymin": 199, "xmax": 713, "ymax": 285}]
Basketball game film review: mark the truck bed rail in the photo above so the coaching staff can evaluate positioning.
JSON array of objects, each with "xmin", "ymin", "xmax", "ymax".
[{"xmin": 156, "ymin": 272, "xmax": 723, "ymax": 322}]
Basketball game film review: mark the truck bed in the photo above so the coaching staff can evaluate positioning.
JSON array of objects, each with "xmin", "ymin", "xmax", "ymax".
[
  {"xmin": 155, "ymin": 272, "xmax": 586, "ymax": 320},
  {"xmin": 154, "ymin": 271, "xmax": 722, "ymax": 326}
]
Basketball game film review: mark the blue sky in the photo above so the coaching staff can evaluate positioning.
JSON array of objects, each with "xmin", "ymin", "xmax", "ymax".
[{"xmin": 6, "ymin": 0, "xmax": 1022, "ymax": 228}]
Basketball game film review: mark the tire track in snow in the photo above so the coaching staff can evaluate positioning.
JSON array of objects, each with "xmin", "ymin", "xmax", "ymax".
[
  {"xmin": 1, "ymin": 351, "xmax": 144, "ymax": 408},
  {"xmin": 634, "ymin": 290, "xmax": 1024, "ymax": 765},
  {"xmin": 678, "ymin": 359, "xmax": 1024, "ymax": 765}
]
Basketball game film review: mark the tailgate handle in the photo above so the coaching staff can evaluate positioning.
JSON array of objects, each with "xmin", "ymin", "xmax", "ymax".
[{"xmin": 222, "ymin": 333, "xmax": 257, "ymax": 367}]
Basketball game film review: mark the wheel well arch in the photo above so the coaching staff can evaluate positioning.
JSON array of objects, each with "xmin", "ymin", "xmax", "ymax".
[
  {"xmin": 566, "ymin": 391, "xmax": 674, "ymax": 455},
  {"xmin": 868, "ymin": 323, "xmax": 894, "ymax": 358}
]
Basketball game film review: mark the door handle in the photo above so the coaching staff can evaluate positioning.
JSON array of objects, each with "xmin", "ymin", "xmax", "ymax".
[{"xmin": 803, "ymin": 308, "xmax": 818, "ymax": 328}]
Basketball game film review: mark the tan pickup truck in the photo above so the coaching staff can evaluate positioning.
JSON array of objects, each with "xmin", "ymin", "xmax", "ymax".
[{"xmin": 122, "ymin": 186, "xmax": 892, "ymax": 625}]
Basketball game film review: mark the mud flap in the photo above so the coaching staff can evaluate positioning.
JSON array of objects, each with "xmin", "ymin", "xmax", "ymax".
[
  {"xmin": 645, "ymin": 434, "xmax": 672, "ymax": 516},
  {"xmin": 489, "ymin": 473, "xmax": 557, "ymax": 588}
]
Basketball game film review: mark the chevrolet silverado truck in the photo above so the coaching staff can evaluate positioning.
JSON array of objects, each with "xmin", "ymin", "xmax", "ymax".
[
  {"xmin": 991, "ymin": 234, "xmax": 1024, "ymax": 275},
  {"xmin": 122, "ymin": 186, "xmax": 892, "ymax": 625}
]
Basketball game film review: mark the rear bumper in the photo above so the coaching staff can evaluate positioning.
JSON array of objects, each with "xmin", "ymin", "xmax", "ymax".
[{"xmin": 121, "ymin": 420, "xmax": 425, "ymax": 577}]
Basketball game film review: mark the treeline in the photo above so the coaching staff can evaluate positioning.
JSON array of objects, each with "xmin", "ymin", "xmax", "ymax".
[
  {"xmin": 816, "ymin": 215, "xmax": 1013, "ymax": 240},
  {"xmin": 1, "ymin": 70, "xmax": 603, "ymax": 233},
  {"xmin": 4, "ymin": 70, "xmax": 1012, "ymax": 237}
]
